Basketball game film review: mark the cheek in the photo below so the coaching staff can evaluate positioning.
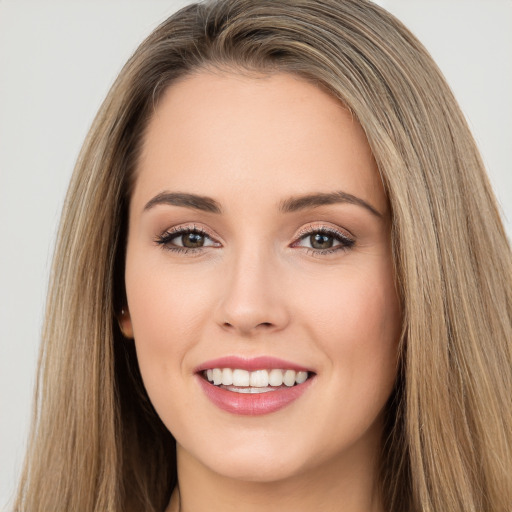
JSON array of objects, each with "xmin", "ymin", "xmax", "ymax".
[
  {"xmin": 301, "ymin": 262, "xmax": 400, "ymax": 386},
  {"xmin": 124, "ymin": 258, "xmax": 213, "ymax": 398},
  {"xmin": 126, "ymin": 257, "xmax": 211, "ymax": 339},
  {"xmin": 296, "ymin": 264, "xmax": 401, "ymax": 456}
]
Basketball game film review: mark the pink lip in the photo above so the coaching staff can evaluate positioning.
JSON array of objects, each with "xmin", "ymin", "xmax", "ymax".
[
  {"xmin": 197, "ymin": 374, "xmax": 315, "ymax": 416},
  {"xmin": 194, "ymin": 356, "xmax": 315, "ymax": 416},
  {"xmin": 194, "ymin": 355, "xmax": 312, "ymax": 373}
]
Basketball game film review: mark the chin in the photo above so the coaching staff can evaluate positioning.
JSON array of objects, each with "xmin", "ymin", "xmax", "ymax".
[
  {"xmin": 207, "ymin": 455, "xmax": 305, "ymax": 483},
  {"xmin": 180, "ymin": 434, "xmax": 311, "ymax": 483}
]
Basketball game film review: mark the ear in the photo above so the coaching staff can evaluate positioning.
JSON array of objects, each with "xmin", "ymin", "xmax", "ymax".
[{"xmin": 118, "ymin": 307, "xmax": 134, "ymax": 339}]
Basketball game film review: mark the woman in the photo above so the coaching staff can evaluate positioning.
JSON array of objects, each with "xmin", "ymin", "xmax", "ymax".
[{"xmin": 14, "ymin": 0, "xmax": 512, "ymax": 511}]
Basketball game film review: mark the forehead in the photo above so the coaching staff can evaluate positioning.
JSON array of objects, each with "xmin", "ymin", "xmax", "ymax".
[{"xmin": 132, "ymin": 70, "xmax": 386, "ymax": 215}]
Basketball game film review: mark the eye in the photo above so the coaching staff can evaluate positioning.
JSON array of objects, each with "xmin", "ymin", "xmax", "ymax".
[
  {"xmin": 293, "ymin": 226, "xmax": 355, "ymax": 254},
  {"xmin": 175, "ymin": 231, "xmax": 209, "ymax": 248},
  {"xmin": 308, "ymin": 232, "xmax": 337, "ymax": 250},
  {"xmin": 155, "ymin": 226, "xmax": 220, "ymax": 253}
]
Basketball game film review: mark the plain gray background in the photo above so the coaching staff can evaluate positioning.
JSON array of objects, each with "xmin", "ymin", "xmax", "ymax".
[{"xmin": 1, "ymin": 1, "xmax": 511, "ymax": 509}]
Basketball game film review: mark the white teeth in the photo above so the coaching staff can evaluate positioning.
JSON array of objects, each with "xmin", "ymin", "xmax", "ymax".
[
  {"xmin": 204, "ymin": 368, "xmax": 311, "ymax": 388},
  {"xmin": 250, "ymin": 370, "xmax": 269, "ymax": 387},
  {"xmin": 283, "ymin": 369, "xmax": 296, "ymax": 387},
  {"xmin": 268, "ymin": 369, "xmax": 284, "ymax": 386},
  {"xmin": 212, "ymin": 368, "xmax": 223, "ymax": 385},
  {"xmin": 224, "ymin": 386, "xmax": 276, "ymax": 394},
  {"xmin": 221, "ymin": 368, "xmax": 233, "ymax": 386},
  {"xmin": 232, "ymin": 369, "xmax": 250, "ymax": 387},
  {"xmin": 296, "ymin": 371, "xmax": 308, "ymax": 384}
]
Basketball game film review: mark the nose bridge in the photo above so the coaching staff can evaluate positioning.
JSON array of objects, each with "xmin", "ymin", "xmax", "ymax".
[{"xmin": 215, "ymin": 241, "xmax": 289, "ymax": 335}]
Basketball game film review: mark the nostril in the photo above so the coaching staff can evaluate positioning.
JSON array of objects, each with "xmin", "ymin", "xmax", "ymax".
[{"xmin": 219, "ymin": 316, "xmax": 284, "ymax": 334}]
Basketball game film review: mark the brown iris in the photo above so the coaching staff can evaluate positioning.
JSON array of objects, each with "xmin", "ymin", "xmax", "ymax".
[
  {"xmin": 182, "ymin": 232, "xmax": 206, "ymax": 248},
  {"xmin": 310, "ymin": 233, "xmax": 334, "ymax": 249}
]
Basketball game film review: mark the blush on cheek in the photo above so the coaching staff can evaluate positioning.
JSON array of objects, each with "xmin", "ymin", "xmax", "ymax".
[
  {"xmin": 127, "ymin": 273, "xmax": 209, "ymax": 395},
  {"xmin": 305, "ymin": 268, "xmax": 399, "ymax": 379}
]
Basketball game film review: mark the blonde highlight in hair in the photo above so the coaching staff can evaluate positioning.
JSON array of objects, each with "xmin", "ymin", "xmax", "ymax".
[{"xmin": 15, "ymin": 1, "xmax": 512, "ymax": 511}]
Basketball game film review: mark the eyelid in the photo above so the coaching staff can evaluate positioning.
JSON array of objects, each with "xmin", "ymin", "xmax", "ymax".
[
  {"xmin": 154, "ymin": 222, "xmax": 355, "ymax": 255},
  {"xmin": 155, "ymin": 223, "xmax": 222, "ymax": 251},
  {"xmin": 291, "ymin": 223, "xmax": 355, "ymax": 253},
  {"xmin": 294, "ymin": 222, "xmax": 354, "ymax": 240}
]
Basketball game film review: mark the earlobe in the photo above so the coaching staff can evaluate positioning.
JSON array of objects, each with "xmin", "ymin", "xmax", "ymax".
[{"xmin": 118, "ymin": 307, "xmax": 134, "ymax": 339}]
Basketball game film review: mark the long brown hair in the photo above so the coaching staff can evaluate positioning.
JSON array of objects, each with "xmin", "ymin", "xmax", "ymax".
[{"xmin": 15, "ymin": 1, "xmax": 512, "ymax": 511}]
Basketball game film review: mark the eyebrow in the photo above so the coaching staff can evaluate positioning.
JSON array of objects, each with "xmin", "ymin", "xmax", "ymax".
[
  {"xmin": 143, "ymin": 191, "xmax": 222, "ymax": 214},
  {"xmin": 279, "ymin": 191, "xmax": 383, "ymax": 218},
  {"xmin": 143, "ymin": 189, "xmax": 382, "ymax": 218}
]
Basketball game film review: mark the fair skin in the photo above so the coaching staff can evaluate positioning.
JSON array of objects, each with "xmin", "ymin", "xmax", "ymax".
[{"xmin": 120, "ymin": 70, "xmax": 401, "ymax": 512}]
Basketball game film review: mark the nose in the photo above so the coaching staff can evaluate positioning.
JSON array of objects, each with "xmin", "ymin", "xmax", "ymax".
[{"xmin": 214, "ymin": 247, "xmax": 290, "ymax": 337}]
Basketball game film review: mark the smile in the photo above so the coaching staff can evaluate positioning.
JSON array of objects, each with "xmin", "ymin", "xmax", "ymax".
[
  {"xmin": 196, "ymin": 357, "xmax": 315, "ymax": 415},
  {"xmin": 203, "ymin": 368, "xmax": 310, "ymax": 393}
]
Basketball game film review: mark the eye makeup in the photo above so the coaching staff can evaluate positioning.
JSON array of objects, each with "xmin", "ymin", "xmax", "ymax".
[
  {"xmin": 154, "ymin": 222, "xmax": 355, "ymax": 256},
  {"xmin": 154, "ymin": 224, "xmax": 221, "ymax": 254},
  {"xmin": 292, "ymin": 224, "xmax": 355, "ymax": 255}
]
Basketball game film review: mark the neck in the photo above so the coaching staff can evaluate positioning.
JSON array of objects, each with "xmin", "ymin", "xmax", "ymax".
[{"xmin": 166, "ymin": 440, "xmax": 384, "ymax": 512}]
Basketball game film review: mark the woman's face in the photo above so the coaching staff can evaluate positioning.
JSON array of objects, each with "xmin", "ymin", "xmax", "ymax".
[{"xmin": 122, "ymin": 71, "xmax": 401, "ymax": 483}]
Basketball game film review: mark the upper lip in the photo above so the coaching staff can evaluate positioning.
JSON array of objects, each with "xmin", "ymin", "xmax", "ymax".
[{"xmin": 194, "ymin": 356, "xmax": 313, "ymax": 373}]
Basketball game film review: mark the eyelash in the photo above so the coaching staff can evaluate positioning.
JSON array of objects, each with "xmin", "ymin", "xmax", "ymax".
[
  {"xmin": 293, "ymin": 225, "xmax": 355, "ymax": 255},
  {"xmin": 154, "ymin": 224, "xmax": 355, "ymax": 256},
  {"xmin": 154, "ymin": 225, "xmax": 217, "ymax": 255}
]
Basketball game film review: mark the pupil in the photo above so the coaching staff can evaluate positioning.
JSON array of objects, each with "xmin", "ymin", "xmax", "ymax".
[
  {"xmin": 310, "ymin": 233, "xmax": 333, "ymax": 249},
  {"xmin": 183, "ymin": 232, "xmax": 204, "ymax": 248}
]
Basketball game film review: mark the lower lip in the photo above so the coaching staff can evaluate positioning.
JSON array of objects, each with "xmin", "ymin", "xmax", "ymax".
[{"xmin": 197, "ymin": 375, "xmax": 314, "ymax": 415}]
